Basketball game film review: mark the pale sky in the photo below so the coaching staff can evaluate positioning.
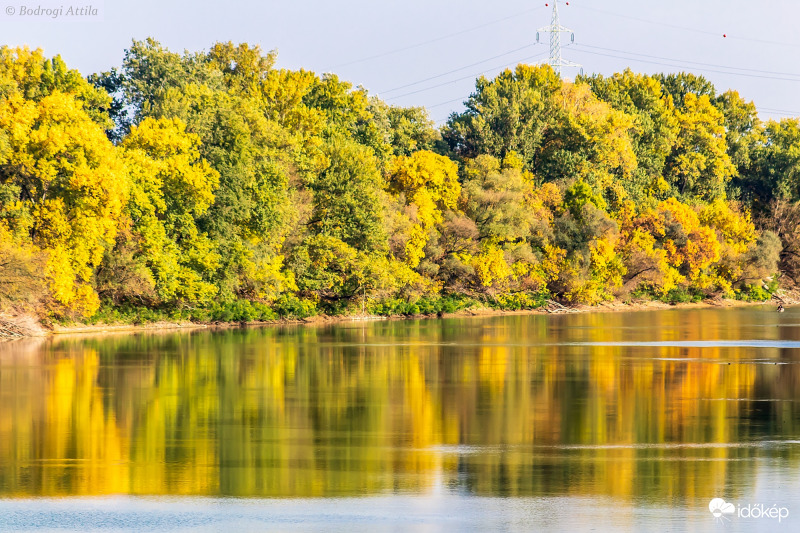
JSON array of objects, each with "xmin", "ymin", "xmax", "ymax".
[{"xmin": 1, "ymin": 0, "xmax": 799, "ymax": 125}]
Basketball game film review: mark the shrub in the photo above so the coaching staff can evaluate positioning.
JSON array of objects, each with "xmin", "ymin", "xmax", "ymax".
[
  {"xmin": 369, "ymin": 295, "xmax": 475, "ymax": 316},
  {"xmin": 274, "ymin": 294, "xmax": 318, "ymax": 319},
  {"xmin": 488, "ymin": 291, "xmax": 550, "ymax": 311},
  {"xmin": 661, "ymin": 288, "xmax": 703, "ymax": 304}
]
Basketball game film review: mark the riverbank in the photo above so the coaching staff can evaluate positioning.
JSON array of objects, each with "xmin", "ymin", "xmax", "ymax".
[{"xmin": 12, "ymin": 288, "xmax": 788, "ymax": 339}]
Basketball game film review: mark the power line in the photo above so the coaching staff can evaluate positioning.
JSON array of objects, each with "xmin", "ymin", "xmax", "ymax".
[
  {"xmin": 428, "ymin": 96, "xmax": 468, "ymax": 110},
  {"xmin": 428, "ymin": 99, "xmax": 469, "ymax": 126},
  {"xmin": 570, "ymin": 3, "xmax": 800, "ymax": 49},
  {"xmin": 332, "ymin": 5, "xmax": 547, "ymax": 69},
  {"xmin": 573, "ymin": 43, "xmax": 800, "ymax": 79},
  {"xmin": 379, "ymin": 43, "xmax": 537, "ymax": 95},
  {"xmin": 570, "ymin": 46, "xmax": 800, "ymax": 83},
  {"xmin": 571, "ymin": 4, "xmax": 719, "ymax": 38},
  {"xmin": 758, "ymin": 107, "xmax": 800, "ymax": 116},
  {"xmin": 385, "ymin": 51, "xmax": 548, "ymax": 101}
]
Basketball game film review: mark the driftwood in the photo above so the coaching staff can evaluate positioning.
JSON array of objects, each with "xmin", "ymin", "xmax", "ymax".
[
  {"xmin": 0, "ymin": 314, "xmax": 43, "ymax": 338},
  {"xmin": 543, "ymin": 300, "xmax": 578, "ymax": 314},
  {"xmin": 0, "ymin": 319, "xmax": 24, "ymax": 337}
]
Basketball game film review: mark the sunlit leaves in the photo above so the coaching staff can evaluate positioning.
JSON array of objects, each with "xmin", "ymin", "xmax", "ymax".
[
  {"xmin": 664, "ymin": 93, "xmax": 736, "ymax": 201},
  {"xmin": 388, "ymin": 150, "xmax": 460, "ymax": 267},
  {"xmin": 0, "ymin": 90, "xmax": 126, "ymax": 316},
  {"xmin": 443, "ymin": 64, "xmax": 562, "ymax": 168},
  {"xmin": 0, "ymin": 42, "xmax": 791, "ymax": 317},
  {"xmin": 118, "ymin": 117, "xmax": 220, "ymax": 304},
  {"xmin": 0, "ymin": 45, "xmax": 113, "ymax": 129}
]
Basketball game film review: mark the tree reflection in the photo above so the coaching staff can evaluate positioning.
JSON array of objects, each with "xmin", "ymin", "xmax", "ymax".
[{"xmin": 1, "ymin": 309, "xmax": 799, "ymax": 499}]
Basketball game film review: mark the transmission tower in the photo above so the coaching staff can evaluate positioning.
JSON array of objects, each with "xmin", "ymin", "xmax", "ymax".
[{"xmin": 536, "ymin": 1, "xmax": 581, "ymax": 77}]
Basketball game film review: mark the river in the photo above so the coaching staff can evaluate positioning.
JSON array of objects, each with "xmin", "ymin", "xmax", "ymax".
[{"xmin": 1, "ymin": 306, "xmax": 799, "ymax": 531}]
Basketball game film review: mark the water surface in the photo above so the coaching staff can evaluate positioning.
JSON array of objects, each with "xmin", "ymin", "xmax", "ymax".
[{"xmin": 1, "ymin": 306, "xmax": 799, "ymax": 531}]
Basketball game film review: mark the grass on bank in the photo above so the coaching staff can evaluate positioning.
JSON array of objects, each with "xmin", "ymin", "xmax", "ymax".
[{"xmin": 50, "ymin": 280, "xmax": 780, "ymax": 328}]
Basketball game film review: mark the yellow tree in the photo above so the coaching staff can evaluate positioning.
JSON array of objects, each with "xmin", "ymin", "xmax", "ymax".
[
  {"xmin": 0, "ymin": 92, "xmax": 126, "ymax": 316},
  {"xmin": 700, "ymin": 200, "xmax": 779, "ymax": 293},
  {"xmin": 387, "ymin": 150, "xmax": 460, "ymax": 267},
  {"xmin": 623, "ymin": 199, "xmax": 721, "ymax": 293},
  {"xmin": 0, "ymin": 46, "xmax": 113, "ymax": 128},
  {"xmin": 616, "ymin": 201, "xmax": 681, "ymax": 295},
  {"xmin": 665, "ymin": 93, "xmax": 736, "ymax": 201}
]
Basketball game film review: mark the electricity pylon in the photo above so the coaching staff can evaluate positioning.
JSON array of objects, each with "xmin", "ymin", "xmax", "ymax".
[{"xmin": 537, "ymin": 1, "xmax": 581, "ymax": 77}]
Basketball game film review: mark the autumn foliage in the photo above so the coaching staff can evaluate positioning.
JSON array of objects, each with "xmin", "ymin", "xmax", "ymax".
[{"xmin": 0, "ymin": 43, "xmax": 792, "ymax": 319}]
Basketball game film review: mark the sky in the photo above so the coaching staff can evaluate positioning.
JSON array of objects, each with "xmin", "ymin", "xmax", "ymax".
[{"xmin": 1, "ymin": 0, "xmax": 800, "ymax": 125}]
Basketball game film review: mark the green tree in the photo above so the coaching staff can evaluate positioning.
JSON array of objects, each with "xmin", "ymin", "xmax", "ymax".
[
  {"xmin": 111, "ymin": 117, "xmax": 221, "ymax": 304},
  {"xmin": 306, "ymin": 135, "xmax": 387, "ymax": 252},
  {"xmin": 580, "ymin": 69, "xmax": 678, "ymax": 203},
  {"xmin": 655, "ymin": 72, "xmax": 717, "ymax": 109},
  {"xmin": 443, "ymin": 64, "xmax": 563, "ymax": 170},
  {"xmin": 745, "ymin": 119, "xmax": 800, "ymax": 206},
  {"xmin": 715, "ymin": 90, "xmax": 762, "ymax": 202},
  {"xmin": 461, "ymin": 155, "xmax": 533, "ymax": 243}
]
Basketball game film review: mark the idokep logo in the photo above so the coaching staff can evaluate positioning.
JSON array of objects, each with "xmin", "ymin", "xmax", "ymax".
[
  {"xmin": 709, "ymin": 498, "xmax": 736, "ymax": 523},
  {"xmin": 709, "ymin": 497, "xmax": 789, "ymax": 524}
]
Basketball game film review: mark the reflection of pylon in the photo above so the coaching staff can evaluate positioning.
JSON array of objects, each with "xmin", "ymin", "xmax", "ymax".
[{"xmin": 536, "ymin": 1, "xmax": 581, "ymax": 76}]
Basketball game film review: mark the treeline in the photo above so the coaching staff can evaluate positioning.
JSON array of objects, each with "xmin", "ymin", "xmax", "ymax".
[{"xmin": 1, "ymin": 40, "xmax": 799, "ymax": 321}]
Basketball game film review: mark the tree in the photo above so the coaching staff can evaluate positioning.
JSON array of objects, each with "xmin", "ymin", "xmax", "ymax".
[
  {"xmin": 443, "ymin": 64, "xmax": 563, "ymax": 170},
  {"xmin": 700, "ymin": 200, "xmax": 777, "ymax": 292},
  {"xmin": 0, "ymin": 91, "xmax": 127, "ymax": 316},
  {"xmin": 1, "ymin": 46, "xmax": 113, "ymax": 129},
  {"xmin": 305, "ymin": 135, "xmax": 387, "ymax": 252},
  {"xmin": 115, "ymin": 117, "xmax": 221, "ymax": 304},
  {"xmin": 303, "ymin": 73, "xmax": 391, "ymax": 161},
  {"xmin": 550, "ymin": 188, "xmax": 622, "ymax": 303},
  {"xmin": 664, "ymin": 93, "xmax": 735, "ymax": 201},
  {"xmin": 387, "ymin": 150, "xmax": 460, "ymax": 267},
  {"xmin": 460, "ymin": 154, "xmax": 533, "ymax": 242},
  {"xmin": 540, "ymin": 83, "xmax": 636, "ymax": 208},
  {"xmin": 580, "ymin": 69, "xmax": 679, "ymax": 203},
  {"xmin": 207, "ymin": 41, "xmax": 277, "ymax": 96},
  {"xmin": 290, "ymin": 234, "xmax": 418, "ymax": 303},
  {"xmin": 715, "ymin": 91, "xmax": 760, "ymax": 168},
  {"xmin": 746, "ymin": 119, "xmax": 800, "ymax": 207},
  {"xmin": 368, "ymin": 101, "xmax": 440, "ymax": 157},
  {"xmin": 645, "ymin": 198, "xmax": 721, "ymax": 289},
  {"xmin": 655, "ymin": 72, "xmax": 717, "ymax": 109}
]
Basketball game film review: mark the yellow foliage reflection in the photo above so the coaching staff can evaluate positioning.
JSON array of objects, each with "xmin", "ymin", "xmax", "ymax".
[{"xmin": 1, "ymin": 308, "xmax": 799, "ymax": 499}]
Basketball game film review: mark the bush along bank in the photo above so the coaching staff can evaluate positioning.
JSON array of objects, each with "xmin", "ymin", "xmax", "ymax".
[{"xmin": 48, "ymin": 284, "xmax": 782, "ymax": 331}]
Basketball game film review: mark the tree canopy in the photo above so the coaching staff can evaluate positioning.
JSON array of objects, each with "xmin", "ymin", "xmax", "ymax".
[{"xmin": 0, "ymin": 43, "xmax": 793, "ymax": 319}]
